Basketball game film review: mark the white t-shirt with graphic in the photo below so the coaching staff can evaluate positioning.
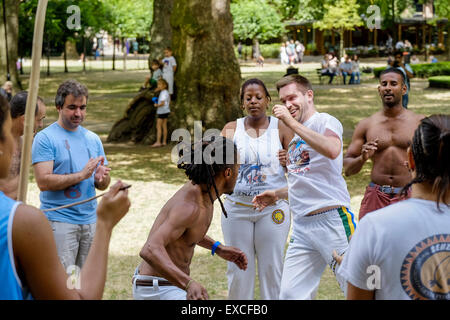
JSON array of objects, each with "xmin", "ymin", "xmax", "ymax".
[
  {"xmin": 287, "ymin": 112, "xmax": 351, "ymax": 223},
  {"xmin": 228, "ymin": 116, "xmax": 288, "ymax": 204},
  {"xmin": 157, "ymin": 89, "xmax": 170, "ymax": 115},
  {"xmin": 339, "ymin": 198, "xmax": 450, "ymax": 300}
]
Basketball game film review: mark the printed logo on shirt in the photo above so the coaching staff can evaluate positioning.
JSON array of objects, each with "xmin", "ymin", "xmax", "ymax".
[
  {"xmin": 272, "ymin": 209, "xmax": 285, "ymax": 225},
  {"xmin": 64, "ymin": 185, "xmax": 82, "ymax": 199},
  {"xmin": 234, "ymin": 163, "xmax": 269, "ymax": 197},
  {"xmin": 400, "ymin": 234, "xmax": 450, "ymax": 300},
  {"xmin": 287, "ymin": 138, "xmax": 310, "ymax": 175}
]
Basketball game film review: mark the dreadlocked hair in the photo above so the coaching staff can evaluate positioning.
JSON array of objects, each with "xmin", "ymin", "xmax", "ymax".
[
  {"xmin": 401, "ymin": 114, "xmax": 450, "ymax": 210},
  {"xmin": 177, "ymin": 135, "xmax": 238, "ymax": 218}
]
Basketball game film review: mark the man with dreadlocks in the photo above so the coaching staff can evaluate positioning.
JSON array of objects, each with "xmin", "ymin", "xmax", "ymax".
[
  {"xmin": 344, "ymin": 68, "xmax": 424, "ymax": 220},
  {"xmin": 133, "ymin": 136, "xmax": 248, "ymax": 300}
]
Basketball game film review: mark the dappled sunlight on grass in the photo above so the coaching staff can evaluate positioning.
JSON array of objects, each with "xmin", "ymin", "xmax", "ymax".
[{"xmin": 21, "ymin": 59, "xmax": 449, "ymax": 301}]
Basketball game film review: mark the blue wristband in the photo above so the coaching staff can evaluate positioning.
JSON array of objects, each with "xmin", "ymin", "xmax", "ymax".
[{"xmin": 211, "ymin": 241, "xmax": 221, "ymax": 256}]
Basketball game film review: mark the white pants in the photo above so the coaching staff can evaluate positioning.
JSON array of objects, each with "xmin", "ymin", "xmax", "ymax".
[
  {"xmin": 163, "ymin": 73, "xmax": 174, "ymax": 94},
  {"xmin": 132, "ymin": 268, "xmax": 186, "ymax": 300},
  {"xmin": 221, "ymin": 198, "xmax": 291, "ymax": 300},
  {"xmin": 280, "ymin": 207, "xmax": 356, "ymax": 300}
]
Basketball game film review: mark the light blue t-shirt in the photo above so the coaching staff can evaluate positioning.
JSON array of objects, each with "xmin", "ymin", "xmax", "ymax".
[
  {"xmin": 0, "ymin": 192, "xmax": 24, "ymax": 300},
  {"xmin": 31, "ymin": 122, "xmax": 108, "ymax": 224}
]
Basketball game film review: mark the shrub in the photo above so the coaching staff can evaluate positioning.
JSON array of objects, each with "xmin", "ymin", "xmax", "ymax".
[
  {"xmin": 235, "ymin": 43, "xmax": 282, "ymax": 59},
  {"xmin": 373, "ymin": 62, "xmax": 450, "ymax": 78},
  {"xmin": 428, "ymin": 76, "xmax": 450, "ymax": 88}
]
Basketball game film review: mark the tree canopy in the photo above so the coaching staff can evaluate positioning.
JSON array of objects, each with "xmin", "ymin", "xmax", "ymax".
[{"xmin": 230, "ymin": 0, "xmax": 284, "ymax": 42}]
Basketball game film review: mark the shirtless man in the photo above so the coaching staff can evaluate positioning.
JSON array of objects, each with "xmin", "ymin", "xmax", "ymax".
[
  {"xmin": 133, "ymin": 137, "xmax": 248, "ymax": 300},
  {"xmin": 344, "ymin": 68, "xmax": 424, "ymax": 220},
  {"xmin": 0, "ymin": 92, "xmax": 46, "ymax": 199}
]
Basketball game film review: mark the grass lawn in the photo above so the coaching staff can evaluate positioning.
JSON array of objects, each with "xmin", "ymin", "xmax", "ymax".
[{"xmin": 21, "ymin": 57, "xmax": 450, "ymax": 300}]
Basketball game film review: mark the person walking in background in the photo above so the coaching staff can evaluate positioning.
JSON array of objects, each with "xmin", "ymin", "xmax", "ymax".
[
  {"xmin": 388, "ymin": 51, "xmax": 414, "ymax": 108},
  {"xmin": 221, "ymin": 78, "xmax": 293, "ymax": 300}
]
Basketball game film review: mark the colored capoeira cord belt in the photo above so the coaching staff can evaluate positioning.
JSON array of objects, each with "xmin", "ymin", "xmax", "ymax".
[{"xmin": 41, "ymin": 184, "xmax": 131, "ymax": 212}]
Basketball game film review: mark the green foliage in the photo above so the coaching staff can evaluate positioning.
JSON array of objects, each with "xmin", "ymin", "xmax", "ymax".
[
  {"xmin": 428, "ymin": 75, "xmax": 450, "ymax": 88},
  {"xmin": 373, "ymin": 62, "xmax": 450, "ymax": 78},
  {"xmin": 101, "ymin": 0, "xmax": 153, "ymax": 37},
  {"xmin": 314, "ymin": 0, "xmax": 363, "ymax": 31},
  {"xmin": 231, "ymin": 0, "xmax": 284, "ymax": 41},
  {"xmin": 236, "ymin": 43, "xmax": 281, "ymax": 59}
]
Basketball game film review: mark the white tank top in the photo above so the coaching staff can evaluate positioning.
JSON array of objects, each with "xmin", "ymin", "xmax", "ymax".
[{"xmin": 228, "ymin": 116, "xmax": 288, "ymax": 205}]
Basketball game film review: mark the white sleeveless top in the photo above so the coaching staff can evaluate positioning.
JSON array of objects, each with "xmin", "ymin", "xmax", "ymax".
[{"xmin": 227, "ymin": 116, "xmax": 288, "ymax": 205}]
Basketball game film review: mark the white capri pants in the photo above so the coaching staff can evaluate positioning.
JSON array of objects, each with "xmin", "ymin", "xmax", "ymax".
[
  {"xmin": 132, "ymin": 268, "xmax": 186, "ymax": 300},
  {"xmin": 280, "ymin": 207, "xmax": 356, "ymax": 300},
  {"xmin": 221, "ymin": 198, "xmax": 291, "ymax": 300}
]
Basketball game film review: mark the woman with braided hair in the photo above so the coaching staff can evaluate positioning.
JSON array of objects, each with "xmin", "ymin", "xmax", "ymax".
[
  {"xmin": 338, "ymin": 114, "xmax": 450, "ymax": 300},
  {"xmin": 134, "ymin": 136, "xmax": 248, "ymax": 300}
]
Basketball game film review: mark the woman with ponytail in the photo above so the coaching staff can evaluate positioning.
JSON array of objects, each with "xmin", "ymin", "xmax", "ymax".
[
  {"xmin": 134, "ymin": 136, "xmax": 248, "ymax": 300},
  {"xmin": 339, "ymin": 114, "xmax": 450, "ymax": 300}
]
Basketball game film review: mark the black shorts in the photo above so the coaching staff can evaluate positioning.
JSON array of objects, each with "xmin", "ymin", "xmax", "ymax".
[{"xmin": 157, "ymin": 113, "xmax": 170, "ymax": 119}]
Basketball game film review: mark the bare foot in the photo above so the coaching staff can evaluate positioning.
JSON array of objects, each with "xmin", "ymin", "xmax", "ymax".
[{"xmin": 151, "ymin": 143, "xmax": 162, "ymax": 148}]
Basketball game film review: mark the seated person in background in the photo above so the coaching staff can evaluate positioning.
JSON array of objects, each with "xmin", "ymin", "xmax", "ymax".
[
  {"xmin": 352, "ymin": 55, "xmax": 361, "ymax": 84},
  {"xmin": 340, "ymin": 55, "xmax": 355, "ymax": 85},
  {"xmin": 320, "ymin": 53, "xmax": 336, "ymax": 84},
  {"xmin": 429, "ymin": 55, "xmax": 438, "ymax": 64},
  {"xmin": 141, "ymin": 59, "xmax": 163, "ymax": 91},
  {"xmin": 410, "ymin": 54, "xmax": 420, "ymax": 64}
]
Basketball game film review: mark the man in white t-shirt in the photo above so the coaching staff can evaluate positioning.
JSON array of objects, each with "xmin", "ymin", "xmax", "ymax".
[
  {"xmin": 162, "ymin": 47, "xmax": 177, "ymax": 96},
  {"xmin": 338, "ymin": 115, "xmax": 450, "ymax": 300},
  {"xmin": 253, "ymin": 74, "xmax": 356, "ymax": 299}
]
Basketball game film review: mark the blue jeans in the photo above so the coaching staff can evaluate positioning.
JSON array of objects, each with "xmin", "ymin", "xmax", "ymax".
[
  {"xmin": 402, "ymin": 92, "xmax": 409, "ymax": 108},
  {"xmin": 342, "ymin": 72, "xmax": 355, "ymax": 84},
  {"xmin": 354, "ymin": 72, "xmax": 360, "ymax": 84}
]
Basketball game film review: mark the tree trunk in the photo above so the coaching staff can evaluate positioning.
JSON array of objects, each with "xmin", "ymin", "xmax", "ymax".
[
  {"xmin": 63, "ymin": 39, "xmax": 68, "ymax": 73},
  {"xmin": 122, "ymin": 37, "xmax": 127, "ymax": 71},
  {"xmin": 0, "ymin": 0, "xmax": 21, "ymax": 90},
  {"xmin": 109, "ymin": 0, "xmax": 242, "ymax": 144},
  {"xmin": 112, "ymin": 35, "xmax": 116, "ymax": 70},
  {"xmin": 169, "ymin": 0, "xmax": 242, "ymax": 133},
  {"xmin": 447, "ymin": 24, "xmax": 450, "ymax": 61},
  {"xmin": 148, "ymin": 0, "xmax": 173, "ymax": 67},
  {"xmin": 46, "ymin": 33, "xmax": 50, "ymax": 76},
  {"xmin": 339, "ymin": 28, "xmax": 344, "ymax": 60}
]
